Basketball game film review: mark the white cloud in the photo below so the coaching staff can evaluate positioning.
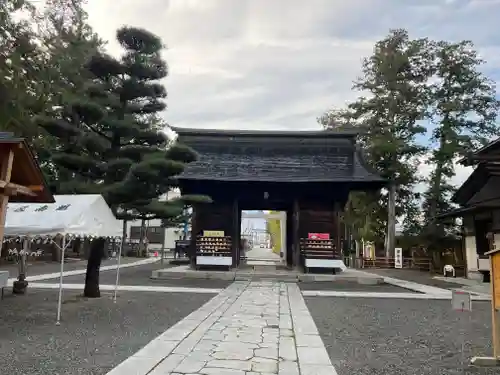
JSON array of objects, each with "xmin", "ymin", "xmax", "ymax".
[
  {"xmin": 84, "ymin": 0, "xmax": 494, "ymax": 187},
  {"xmin": 84, "ymin": 0, "xmax": 500, "ymax": 131}
]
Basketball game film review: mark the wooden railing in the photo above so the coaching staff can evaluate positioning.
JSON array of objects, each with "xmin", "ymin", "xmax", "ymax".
[
  {"xmin": 354, "ymin": 256, "xmax": 466, "ymax": 276},
  {"xmin": 358, "ymin": 257, "xmax": 431, "ymax": 271}
]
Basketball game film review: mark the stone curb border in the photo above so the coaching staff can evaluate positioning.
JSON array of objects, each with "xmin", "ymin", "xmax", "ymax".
[
  {"xmin": 105, "ymin": 282, "xmax": 247, "ymax": 375},
  {"xmin": 28, "ymin": 282, "xmax": 222, "ymax": 294},
  {"xmin": 8, "ymin": 258, "xmax": 160, "ymax": 284},
  {"xmin": 152, "ymin": 267, "xmax": 385, "ymax": 284},
  {"xmin": 301, "ymin": 290, "xmax": 491, "ymax": 300}
]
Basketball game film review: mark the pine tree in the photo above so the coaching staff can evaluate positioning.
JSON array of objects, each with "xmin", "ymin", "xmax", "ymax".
[
  {"xmin": 321, "ymin": 29, "xmax": 433, "ymax": 257},
  {"xmin": 422, "ymin": 40, "xmax": 499, "ymax": 245},
  {"xmin": 36, "ymin": 27, "xmax": 201, "ymax": 297}
]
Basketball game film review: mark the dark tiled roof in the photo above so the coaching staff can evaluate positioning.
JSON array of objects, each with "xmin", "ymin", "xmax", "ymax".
[
  {"xmin": 180, "ymin": 151, "xmax": 352, "ymax": 182},
  {"xmin": 436, "ymin": 204, "xmax": 498, "ymax": 220},
  {"xmin": 459, "ymin": 136, "xmax": 500, "ymax": 165},
  {"xmin": 353, "ymin": 148, "xmax": 384, "ymax": 182},
  {"xmin": 452, "ymin": 164, "xmax": 489, "ymax": 205},
  {"xmin": 170, "ymin": 126, "xmax": 359, "ymax": 138},
  {"xmin": 174, "ymin": 127, "xmax": 384, "ymax": 184}
]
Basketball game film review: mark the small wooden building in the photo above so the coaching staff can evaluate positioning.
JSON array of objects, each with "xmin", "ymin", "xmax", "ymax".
[
  {"xmin": 172, "ymin": 127, "xmax": 385, "ymax": 271},
  {"xmin": 438, "ymin": 138, "xmax": 500, "ymax": 281},
  {"xmin": 0, "ymin": 133, "xmax": 54, "ymax": 243}
]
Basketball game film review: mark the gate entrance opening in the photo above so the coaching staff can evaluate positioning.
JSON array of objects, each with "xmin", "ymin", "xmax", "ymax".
[
  {"xmin": 240, "ymin": 210, "xmax": 286, "ymax": 265},
  {"xmin": 173, "ymin": 127, "xmax": 385, "ymax": 273}
]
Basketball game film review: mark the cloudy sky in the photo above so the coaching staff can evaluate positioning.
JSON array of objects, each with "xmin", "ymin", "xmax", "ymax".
[{"xmin": 85, "ymin": 0, "xmax": 500, "ymax": 190}]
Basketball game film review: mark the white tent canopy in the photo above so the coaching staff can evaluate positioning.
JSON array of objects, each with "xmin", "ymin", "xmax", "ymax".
[{"xmin": 5, "ymin": 194, "xmax": 122, "ymax": 238}]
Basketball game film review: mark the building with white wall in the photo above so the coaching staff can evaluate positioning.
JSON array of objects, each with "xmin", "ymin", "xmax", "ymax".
[{"xmin": 122, "ymin": 189, "xmax": 189, "ymax": 252}]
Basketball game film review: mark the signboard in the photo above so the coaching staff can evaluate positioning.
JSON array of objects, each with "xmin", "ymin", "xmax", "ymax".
[
  {"xmin": 203, "ymin": 230, "xmax": 224, "ymax": 237},
  {"xmin": 451, "ymin": 290, "xmax": 472, "ymax": 312},
  {"xmin": 364, "ymin": 242, "xmax": 375, "ymax": 260},
  {"xmin": 394, "ymin": 247, "xmax": 403, "ymax": 269},
  {"xmin": 492, "ymin": 253, "xmax": 500, "ymax": 310},
  {"xmin": 308, "ymin": 233, "xmax": 330, "ymax": 240}
]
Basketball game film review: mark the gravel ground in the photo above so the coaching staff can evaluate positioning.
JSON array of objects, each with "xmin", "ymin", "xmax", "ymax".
[
  {"xmin": 363, "ymin": 269, "xmax": 467, "ymax": 290},
  {"xmin": 0, "ymin": 288, "xmax": 213, "ymax": 375},
  {"xmin": 38, "ymin": 262, "xmax": 233, "ymax": 289},
  {"xmin": 299, "ymin": 280, "xmax": 416, "ymax": 293},
  {"xmin": 305, "ymin": 296, "xmax": 497, "ymax": 375}
]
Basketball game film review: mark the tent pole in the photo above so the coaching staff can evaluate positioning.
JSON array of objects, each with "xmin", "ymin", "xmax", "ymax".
[
  {"xmin": 113, "ymin": 237, "xmax": 123, "ymax": 303},
  {"xmin": 56, "ymin": 235, "xmax": 66, "ymax": 325}
]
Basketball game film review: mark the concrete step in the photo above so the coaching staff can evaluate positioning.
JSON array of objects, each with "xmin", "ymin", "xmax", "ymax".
[
  {"xmin": 246, "ymin": 258, "xmax": 283, "ymax": 266},
  {"xmin": 252, "ymin": 265, "xmax": 277, "ymax": 272},
  {"xmin": 151, "ymin": 266, "xmax": 385, "ymax": 284}
]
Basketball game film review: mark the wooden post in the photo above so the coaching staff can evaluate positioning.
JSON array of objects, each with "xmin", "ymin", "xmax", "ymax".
[
  {"xmin": 334, "ymin": 202, "xmax": 341, "ymax": 259},
  {"xmin": 280, "ymin": 211, "xmax": 286, "ymax": 261},
  {"xmin": 231, "ymin": 199, "xmax": 239, "ymax": 268},
  {"xmin": 190, "ymin": 206, "xmax": 198, "ymax": 268},
  {"xmin": 0, "ymin": 147, "xmax": 15, "ymax": 246},
  {"xmin": 292, "ymin": 199, "xmax": 300, "ymax": 269},
  {"xmin": 491, "ymin": 251, "xmax": 500, "ymax": 357},
  {"xmin": 471, "ymin": 248, "xmax": 500, "ymax": 366}
]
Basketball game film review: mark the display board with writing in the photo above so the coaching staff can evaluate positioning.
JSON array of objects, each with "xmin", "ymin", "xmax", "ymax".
[
  {"xmin": 394, "ymin": 247, "xmax": 403, "ymax": 269},
  {"xmin": 308, "ymin": 233, "xmax": 330, "ymax": 240},
  {"xmin": 203, "ymin": 230, "xmax": 225, "ymax": 237}
]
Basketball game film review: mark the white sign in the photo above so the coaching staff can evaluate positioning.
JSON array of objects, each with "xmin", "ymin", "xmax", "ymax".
[
  {"xmin": 394, "ymin": 247, "xmax": 403, "ymax": 269},
  {"xmin": 451, "ymin": 290, "xmax": 472, "ymax": 312}
]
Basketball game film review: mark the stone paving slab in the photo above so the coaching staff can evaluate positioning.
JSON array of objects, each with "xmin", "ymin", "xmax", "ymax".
[{"xmin": 106, "ymin": 281, "xmax": 338, "ymax": 375}]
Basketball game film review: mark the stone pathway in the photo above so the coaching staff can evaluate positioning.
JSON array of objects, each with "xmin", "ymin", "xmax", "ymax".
[
  {"xmin": 107, "ymin": 281, "xmax": 337, "ymax": 375},
  {"xmin": 246, "ymin": 246, "xmax": 281, "ymax": 261}
]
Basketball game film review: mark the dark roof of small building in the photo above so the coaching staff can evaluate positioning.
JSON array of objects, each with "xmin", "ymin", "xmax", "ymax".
[
  {"xmin": 171, "ymin": 127, "xmax": 384, "ymax": 184},
  {"xmin": 459, "ymin": 136, "xmax": 500, "ymax": 165},
  {"xmin": 471, "ymin": 137, "xmax": 500, "ymax": 157},
  {"xmin": 435, "ymin": 203, "xmax": 499, "ymax": 220},
  {"xmin": 452, "ymin": 165, "xmax": 489, "ymax": 205}
]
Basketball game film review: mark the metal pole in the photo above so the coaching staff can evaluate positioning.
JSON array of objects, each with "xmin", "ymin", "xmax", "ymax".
[
  {"xmin": 56, "ymin": 235, "xmax": 66, "ymax": 325},
  {"xmin": 113, "ymin": 237, "xmax": 123, "ymax": 303}
]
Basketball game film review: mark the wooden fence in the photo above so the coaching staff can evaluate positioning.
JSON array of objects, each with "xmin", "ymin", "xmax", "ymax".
[
  {"xmin": 348, "ymin": 256, "xmax": 466, "ymax": 276},
  {"xmin": 358, "ymin": 257, "xmax": 431, "ymax": 271}
]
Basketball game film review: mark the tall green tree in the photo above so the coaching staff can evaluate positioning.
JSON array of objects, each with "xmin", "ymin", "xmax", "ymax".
[
  {"xmin": 0, "ymin": 0, "xmax": 44, "ymax": 137},
  {"xmin": 37, "ymin": 0, "xmax": 104, "ymax": 105},
  {"xmin": 35, "ymin": 0, "xmax": 104, "ymax": 188},
  {"xmin": 422, "ymin": 40, "xmax": 499, "ymax": 243},
  {"xmin": 37, "ymin": 27, "xmax": 202, "ymax": 297},
  {"xmin": 0, "ymin": 0, "xmax": 104, "ymax": 188},
  {"xmin": 321, "ymin": 29, "xmax": 433, "ymax": 256}
]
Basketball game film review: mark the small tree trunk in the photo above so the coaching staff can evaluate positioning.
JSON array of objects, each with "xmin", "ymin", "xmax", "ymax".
[
  {"xmin": 84, "ymin": 237, "xmax": 106, "ymax": 298},
  {"xmin": 385, "ymin": 183, "xmax": 396, "ymax": 262},
  {"xmin": 138, "ymin": 218, "xmax": 146, "ymax": 257}
]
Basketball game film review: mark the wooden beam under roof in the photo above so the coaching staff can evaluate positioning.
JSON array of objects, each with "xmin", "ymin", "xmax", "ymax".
[
  {"xmin": 0, "ymin": 180, "xmax": 38, "ymax": 197},
  {"xmin": 470, "ymin": 154, "xmax": 500, "ymax": 163}
]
